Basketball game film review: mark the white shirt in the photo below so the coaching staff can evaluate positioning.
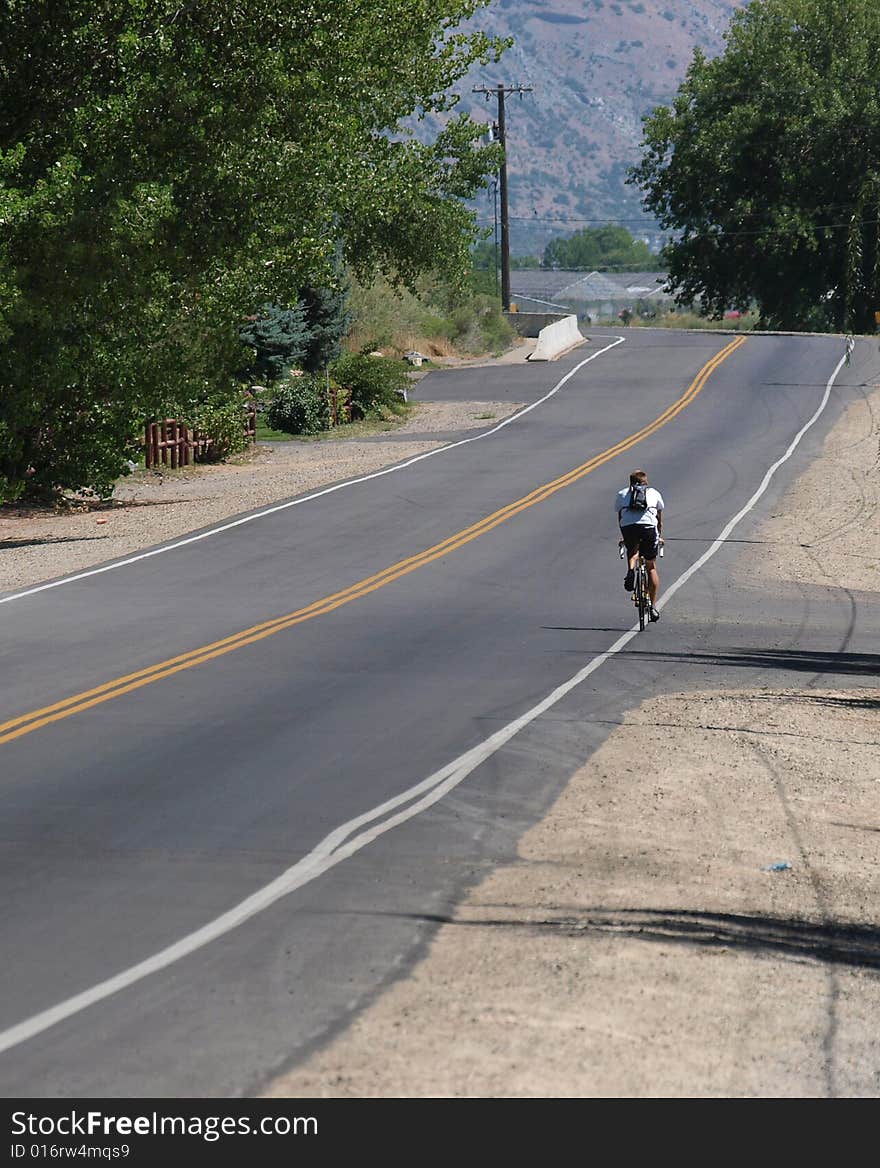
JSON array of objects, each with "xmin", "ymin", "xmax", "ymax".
[{"xmin": 615, "ymin": 484, "xmax": 664, "ymax": 528}]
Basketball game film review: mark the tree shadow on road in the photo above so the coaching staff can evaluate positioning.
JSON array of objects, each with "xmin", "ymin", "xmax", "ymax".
[
  {"xmin": 395, "ymin": 907, "xmax": 880, "ymax": 971},
  {"xmin": 0, "ymin": 535, "xmax": 110, "ymax": 549},
  {"xmin": 729, "ymin": 691, "xmax": 880, "ymax": 712},
  {"xmin": 621, "ymin": 646, "xmax": 880, "ymax": 684}
]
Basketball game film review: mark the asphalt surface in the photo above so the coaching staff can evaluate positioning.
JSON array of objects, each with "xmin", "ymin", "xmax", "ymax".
[{"xmin": 1, "ymin": 328, "xmax": 877, "ymax": 1096}]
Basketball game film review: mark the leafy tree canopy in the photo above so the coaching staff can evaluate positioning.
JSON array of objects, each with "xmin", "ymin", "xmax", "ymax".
[
  {"xmin": 628, "ymin": 0, "xmax": 880, "ymax": 332},
  {"xmin": 541, "ymin": 226, "xmax": 662, "ymax": 271},
  {"xmin": 0, "ymin": 0, "xmax": 506, "ymax": 500},
  {"xmin": 470, "ymin": 240, "xmax": 498, "ymax": 271},
  {"xmin": 470, "ymin": 241, "xmax": 539, "ymax": 272}
]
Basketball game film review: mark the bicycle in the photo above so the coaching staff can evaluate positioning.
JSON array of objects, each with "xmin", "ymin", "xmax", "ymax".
[
  {"xmin": 620, "ymin": 540, "xmax": 663, "ymax": 631},
  {"xmin": 633, "ymin": 551, "xmax": 649, "ymax": 630}
]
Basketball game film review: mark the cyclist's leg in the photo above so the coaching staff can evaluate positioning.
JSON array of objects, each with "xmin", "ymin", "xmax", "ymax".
[
  {"xmin": 620, "ymin": 525, "xmax": 639, "ymax": 589},
  {"xmin": 640, "ymin": 528, "xmax": 661, "ymax": 615},
  {"xmin": 645, "ymin": 559, "xmax": 659, "ymax": 603}
]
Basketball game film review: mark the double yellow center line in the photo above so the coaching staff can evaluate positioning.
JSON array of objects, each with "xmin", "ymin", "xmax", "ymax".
[{"xmin": 1, "ymin": 336, "xmax": 746, "ymax": 747}]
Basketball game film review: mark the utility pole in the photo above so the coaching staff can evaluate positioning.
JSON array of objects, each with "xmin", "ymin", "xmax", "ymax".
[
  {"xmin": 474, "ymin": 83, "xmax": 532, "ymax": 311},
  {"xmin": 491, "ymin": 178, "xmax": 499, "ymax": 297}
]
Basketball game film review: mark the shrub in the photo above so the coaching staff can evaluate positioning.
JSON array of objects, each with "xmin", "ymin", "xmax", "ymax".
[
  {"xmin": 420, "ymin": 312, "xmax": 455, "ymax": 339},
  {"xmin": 345, "ymin": 277, "xmax": 427, "ymax": 353},
  {"xmin": 479, "ymin": 300, "xmax": 516, "ymax": 353},
  {"xmin": 186, "ymin": 394, "xmax": 253, "ymax": 462},
  {"xmin": 266, "ymin": 372, "xmax": 331, "ymax": 435},
  {"xmin": 448, "ymin": 294, "xmax": 515, "ymax": 354},
  {"xmin": 346, "ymin": 273, "xmax": 515, "ymax": 359},
  {"xmin": 330, "ymin": 353, "xmax": 410, "ymax": 419},
  {"xmin": 326, "ymin": 376, "xmax": 352, "ymax": 426}
]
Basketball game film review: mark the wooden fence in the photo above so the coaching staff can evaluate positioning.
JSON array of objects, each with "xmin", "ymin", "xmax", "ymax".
[{"xmin": 144, "ymin": 401, "xmax": 257, "ymax": 469}]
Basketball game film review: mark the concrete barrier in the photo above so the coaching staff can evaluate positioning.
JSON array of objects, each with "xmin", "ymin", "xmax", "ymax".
[
  {"xmin": 504, "ymin": 311, "xmax": 568, "ymax": 338},
  {"xmin": 528, "ymin": 314, "xmax": 585, "ymax": 361}
]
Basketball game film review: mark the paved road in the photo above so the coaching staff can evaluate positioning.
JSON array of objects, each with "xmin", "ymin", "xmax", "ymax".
[{"xmin": 1, "ymin": 328, "xmax": 877, "ymax": 1096}]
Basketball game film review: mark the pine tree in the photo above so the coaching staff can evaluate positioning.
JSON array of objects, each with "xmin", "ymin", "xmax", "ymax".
[
  {"xmin": 239, "ymin": 303, "xmax": 309, "ymax": 382},
  {"xmin": 299, "ymin": 258, "xmax": 353, "ymax": 373}
]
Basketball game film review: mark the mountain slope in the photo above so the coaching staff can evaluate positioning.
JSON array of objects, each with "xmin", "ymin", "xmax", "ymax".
[{"xmin": 432, "ymin": 0, "xmax": 746, "ymax": 255}]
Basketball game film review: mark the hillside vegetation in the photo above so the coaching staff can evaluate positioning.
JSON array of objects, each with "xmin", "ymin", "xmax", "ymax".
[{"xmin": 345, "ymin": 274, "xmax": 514, "ymax": 359}]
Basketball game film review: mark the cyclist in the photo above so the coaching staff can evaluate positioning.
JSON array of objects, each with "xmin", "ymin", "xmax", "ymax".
[{"xmin": 615, "ymin": 469, "xmax": 665, "ymax": 622}]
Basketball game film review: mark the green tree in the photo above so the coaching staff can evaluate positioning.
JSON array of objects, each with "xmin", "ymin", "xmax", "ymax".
[
  {"xmin": 541, "ymin": 225, "xmax": 661, "ymax": 271},
  {"xmin": 299, "ymin": 249, "xmax": 353, "ymax": 374},
  {"xmin": 471, "ymin": 240, "xmax": 498, "ymax": 271},
  {"xmin": 239, "ymin": 303, "xmax": 310, "ymax": 383},
  {"xmin": 242, "ymin": 249, "xmax": 352, "ymax": 380},
  {"xmin": 0, "ymin": 0, "xmax": 507, "ymax": 501},
  {"xmin": 628, "ymin": 0, "xmax": 880, "ymax": 332}
]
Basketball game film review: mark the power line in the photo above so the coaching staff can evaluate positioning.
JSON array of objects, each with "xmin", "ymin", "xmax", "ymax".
[
  {"xmin": 506, "ymin": 263, "xmax": 668, "ymax": 272},
  {"xmin": 660, "ymin": 216, "xmax": 880, "ymax": 240},
  {"xmin": 476, "ymin": 215, "xmax": 658, "ymax": 225},
  {"xmin": 477, "ymin": 212, "xmax": 880, "ymax": 238}
]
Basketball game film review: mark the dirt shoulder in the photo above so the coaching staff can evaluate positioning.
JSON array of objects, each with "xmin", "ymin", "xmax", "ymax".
[{"xmin": 261, "ymin": 385, "xmax": 880, "ymax": 1099}]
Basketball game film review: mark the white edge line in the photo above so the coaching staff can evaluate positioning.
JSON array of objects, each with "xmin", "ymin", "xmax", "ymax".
[
  {"xmin": 657, "ymin": 346, "xmax": 847, "ymax": 611},
  {"xmin": 0, "ymin": 338, "xmax": 626, "ymax": 606},
  {"xmin": 0, "ymin": 340, "xmax": 848, "ymax": 1057},
  {"xmin": 0, "ymin": 632, "xmax": 631, "ymax": 1059}
]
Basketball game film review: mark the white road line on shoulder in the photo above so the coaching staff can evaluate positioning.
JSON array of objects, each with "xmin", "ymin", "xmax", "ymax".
[
  {"xmin": 0, "ymin": 341, "xmax": 849, "ymax": 1057},
  {"xmin": 0, "ymin": 338, "xmax": 626, "ymax": 606},
  {"xmin": 657, "ymin": 345, "xmax": 848, "ymax": 611}
]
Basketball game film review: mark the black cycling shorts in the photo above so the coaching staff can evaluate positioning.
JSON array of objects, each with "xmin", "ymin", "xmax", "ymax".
[{"xmin": 620, "ymin": 523, "xmax": 660, "ymax": 561}]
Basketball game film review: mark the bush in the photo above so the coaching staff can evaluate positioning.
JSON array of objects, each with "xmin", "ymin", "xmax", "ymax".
[
  {"xmin": 346, "ymin": 277, "xmax": 428, "ymax": 353},
  {"xmin": 345, "ymin": 273, "xmax": 516, "ymax": 359},
  {"xmin": 266, "ymin": 372, "xmax": 331, "ymax": 435},
  {"xmin": 454, "ymin": 294, "xmax": 514, "ymax": 354},
  {"xmin": 628, "ymin": 309, "xmax": 759, "ymax": 331},
  {"xmin": 330, "ymin": 353, "xmax": 410, "ymax": 419},
  {"xmin": 326, "ymin": 376, "xmax": 351, "ymax": 426},
  {"xmin": 419, "ymin": 312, "xmax": 455, "ymax": 339},
  {"xmin": 187, "ymin": 395, "xmax": 253, "ymax": 462}
]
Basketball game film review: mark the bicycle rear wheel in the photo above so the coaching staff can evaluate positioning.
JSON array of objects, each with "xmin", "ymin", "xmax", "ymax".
[{"xmin": 635, "ymin": 560, "xmax": 648, "ymax": 631}]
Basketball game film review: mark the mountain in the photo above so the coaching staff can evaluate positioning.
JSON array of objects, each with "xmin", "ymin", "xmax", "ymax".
[{"xmin": 428, "ymin": 0, "xmax": 746, "ymax": 256}]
